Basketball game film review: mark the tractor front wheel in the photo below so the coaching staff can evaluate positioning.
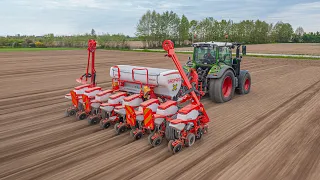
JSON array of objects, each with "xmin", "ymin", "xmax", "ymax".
[
  {"xmin": 236, "ymin": 71, "xmax": 251, "ymax": 95},
  {"xmin": 209, "ymin": 70, "xmax": 235, "ymax": 103}
]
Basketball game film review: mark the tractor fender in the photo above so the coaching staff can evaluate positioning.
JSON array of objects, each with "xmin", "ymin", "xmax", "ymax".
[
  {"xmin": 237, "ymin": 70, "xmax": 250, "ymax": 88},
  {"xmin": 239, "ymin": 70, "xmax": 249, "ymax": 76},
  {"xmin": 206, "ymin": 66, "xmax": 236, "ymax": 79}
]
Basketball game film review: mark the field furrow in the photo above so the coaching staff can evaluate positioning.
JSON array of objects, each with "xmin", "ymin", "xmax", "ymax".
[{"xmin": 0, "ymin": 50, "xmax": 319, "ymax": 180}]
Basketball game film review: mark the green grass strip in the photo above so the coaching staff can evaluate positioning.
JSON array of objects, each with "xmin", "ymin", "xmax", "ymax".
[{"xmin": 0, "ymin": 47, "xmax": 83, "ymax": 52}]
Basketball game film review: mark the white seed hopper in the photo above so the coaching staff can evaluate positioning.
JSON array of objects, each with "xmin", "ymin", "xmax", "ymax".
[{"xmin": 110, "ymin": 65, "xmax": 182, "ymax": 98}]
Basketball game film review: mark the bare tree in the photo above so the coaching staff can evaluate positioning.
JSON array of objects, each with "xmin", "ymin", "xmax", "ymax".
[{"xmin": 295, "ymin": 26, "xmax": 304, "ymax": 36}]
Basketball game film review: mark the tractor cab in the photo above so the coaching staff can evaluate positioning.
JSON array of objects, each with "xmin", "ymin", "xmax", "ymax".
[{"xmin": 191, "ymin": 42, "xmax": 235, "ymax": 68}]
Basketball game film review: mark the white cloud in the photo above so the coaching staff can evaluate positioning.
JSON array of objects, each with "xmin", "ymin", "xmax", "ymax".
[
  {"xmin": 13, "ymin": 0, "xmax": 123, "ymax": 10},
  {"xmin": 267, "ymin": 2, "xmax": 320, "ymax": 32},
  {"xmin": 0, "ymin": 0, "xmax": 319, "ymax": 36}
]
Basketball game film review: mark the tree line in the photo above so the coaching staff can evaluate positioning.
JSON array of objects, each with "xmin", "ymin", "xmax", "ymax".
[
  {"xmin": 1, "ymin": 10, "xmax": 319, "ymax": 49},
  {"xmin": 0, "ymin": 30, "xmax": 137, "ymax": 49},
  {"xmin": 136, "ymin": 10, "xmax": 320, "ymax": 47}
]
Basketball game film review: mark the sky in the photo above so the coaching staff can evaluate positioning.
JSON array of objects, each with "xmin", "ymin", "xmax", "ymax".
[{"xmin": 0, "ymin": 0, "xmax": 319, "ymax": 36}]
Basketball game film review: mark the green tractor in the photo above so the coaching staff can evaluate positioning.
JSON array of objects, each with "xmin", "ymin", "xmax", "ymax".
[{"xmin": 183, "ymin": 41, "xmax": 251, "ymax": 103}]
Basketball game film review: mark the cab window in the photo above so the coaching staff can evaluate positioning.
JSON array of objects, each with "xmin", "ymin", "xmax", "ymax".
[
  {"xmin": 219, "ymin": 47, "xmax": 232, "ymax": 65},
  {"xmin": 194, "ymin": 46, "xmax": 216, "ymax": 65}
]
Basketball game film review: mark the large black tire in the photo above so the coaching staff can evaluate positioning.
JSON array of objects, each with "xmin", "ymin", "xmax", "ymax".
[
  {"xmin": 209, "ymin": 69, "xmax": 235, "ymax": 103},
  {"xmin": 236, "ymin": 70, "xmax": 251, "ymax": 95}
]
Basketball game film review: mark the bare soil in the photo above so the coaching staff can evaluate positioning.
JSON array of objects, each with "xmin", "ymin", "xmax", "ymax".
[
  {"xmin": 165, "ymin": 43, "xmax": 320, "ymax": 56},
  {"xmin": 0, "ymin": 50, "xmax": 320, "ymax": 180}
]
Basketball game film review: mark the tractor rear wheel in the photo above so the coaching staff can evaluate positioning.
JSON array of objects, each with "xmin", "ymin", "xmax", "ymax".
[
  {"xmin": 236, "ymin": 71, "xmax": 251, "ymax": 95},
  {"xmin": 209, "ymin": 70, "xmax": 235, "ymax": 103}
]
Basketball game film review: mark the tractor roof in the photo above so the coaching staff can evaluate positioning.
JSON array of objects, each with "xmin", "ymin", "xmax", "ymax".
[{"xmin": 192, "ymin": 41, "xmax": 242, "ymax": 48}]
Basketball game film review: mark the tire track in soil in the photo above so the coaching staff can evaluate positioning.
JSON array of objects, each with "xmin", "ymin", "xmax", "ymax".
[
  {"xmin": 87, "ymin": 145, "xmax": 171, "ymax": 180},
  {"xmin": 0, "ymin": 101, "xmax": 68, "ymax": 124},
  {"xmin": 0, "ymin": 98, "xmax": 64, "ymax": 116},
  {"xmin": 293, "ymin": 133, "xmax": 320, "ymax": 180},
  {"xmin": 0, "ymin": 113, "xmax": 76, "ymax": 141},
  {"xmin": 164, "ymin": 79, "xmax": 320, "ymax": 180},
  {"xmin": 249, "ymin": 109, "xmax": 320, "ymax": 180},
  {"xmin": 0, "ymin": 124, "xmax": 101, "ymax": 163},
  {"xmin": 40, "ymin": 141, "xmax": 153, "ymax": 179},
  {"xmin": 0, "ymin": 131, "xmax": 132, "ymax": 179}
]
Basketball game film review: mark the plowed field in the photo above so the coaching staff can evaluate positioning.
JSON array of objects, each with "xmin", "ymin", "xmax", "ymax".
[
  {"xmin": 1, "ymin": 50, "xmax": 320, "ymax": 180},
  {"xmin": 173, "ymin": 43, "xmax": 320, "ymax": 55}
]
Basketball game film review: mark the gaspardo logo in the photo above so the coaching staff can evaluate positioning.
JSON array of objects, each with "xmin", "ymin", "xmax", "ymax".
[{"xmin": 168, "ymin": 78, "xmax": 181, "ymax": 84}]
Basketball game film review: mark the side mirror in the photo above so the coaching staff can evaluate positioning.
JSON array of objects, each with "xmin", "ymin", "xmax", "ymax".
[
  {"xmin": 242, "ymin": 45, "xmax": 246, "ymax": 55},
  {"xmin": 186, "ymin": 57, "xmax": 193, "ymax": 67}
]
